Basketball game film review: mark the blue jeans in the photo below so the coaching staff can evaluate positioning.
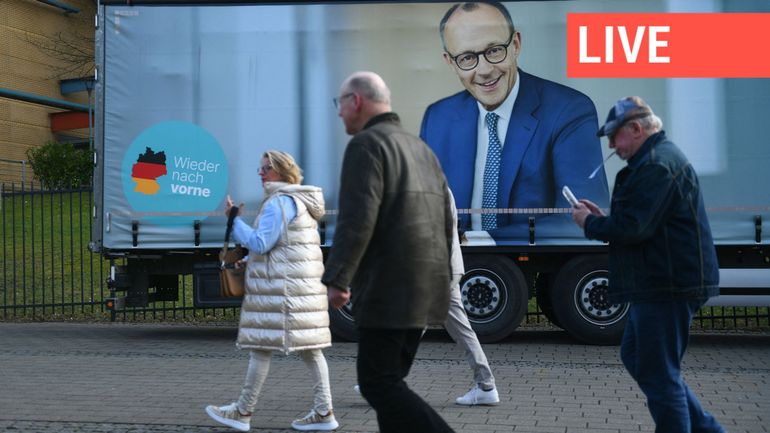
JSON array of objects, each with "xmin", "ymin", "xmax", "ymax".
[{"xmin": 621, "ymin": 299, "xmax": 725, "ymax": 433}]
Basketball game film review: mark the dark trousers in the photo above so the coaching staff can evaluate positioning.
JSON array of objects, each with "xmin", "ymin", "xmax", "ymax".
[
  {"xmin": 621, "ymin": 299, "xmax": 725, "ymax": 433},
  {"xmin": 357, "ymin": 328, "xmax": 455, "ymax": 433}
]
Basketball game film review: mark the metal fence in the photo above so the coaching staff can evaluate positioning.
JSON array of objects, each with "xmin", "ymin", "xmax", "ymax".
[
  {"xmin": 1, "ymin": 182, "xmax": 769, "ymax": 331},
  {"xmin": 2, "ymin": 182, "xmax": 105, "ymax": 319},
  {"xmin": 0, "ymin": 182, "xmax": 240, "ymax": 323}
]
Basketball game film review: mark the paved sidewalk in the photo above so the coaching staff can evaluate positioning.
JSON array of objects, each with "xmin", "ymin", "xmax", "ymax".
[{"xmin": 0, "ymin": 322, "xmax": 767, "ymax": 432}]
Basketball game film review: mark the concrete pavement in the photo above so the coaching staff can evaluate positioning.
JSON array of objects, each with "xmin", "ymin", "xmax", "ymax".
[{"xmin": 0, "ymin": 322, "xmax": 767, "ymax": 433}]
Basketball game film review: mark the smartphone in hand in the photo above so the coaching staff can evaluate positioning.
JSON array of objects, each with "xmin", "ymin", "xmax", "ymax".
[{"xmin": 562, "ymin": 186, "xmax": 579, "ymax": 207}]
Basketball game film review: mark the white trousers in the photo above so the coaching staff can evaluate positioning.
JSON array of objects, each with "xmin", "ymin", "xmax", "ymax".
[
  {"xmin": 444, "ymin": 282, "xmax": 496, "ymax": 389},
  {"xmin": 236, "ymin": 348, "xmax": 332, "ymax": 415}
]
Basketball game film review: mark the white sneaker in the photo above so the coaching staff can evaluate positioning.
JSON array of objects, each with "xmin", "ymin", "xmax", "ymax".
[
  {"xmin": 353, "ymin": 384, "xmax": 360, "ymax": 394},
  {"xmin": 455, "ymin": 385, "xmax": 500, "ymax": 406},
  {"xmin": 205, "ymin": 402, "xmax": 251, "ymax": 432},
  {"xmin": 291, "ymin": 409, "xmax": 339, "ymax": 431}
]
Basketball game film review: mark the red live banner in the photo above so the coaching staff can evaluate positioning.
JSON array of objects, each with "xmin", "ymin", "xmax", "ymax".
[{"xmin": 567, "ymin": 13, "xmax": 770, "ymax": 78}]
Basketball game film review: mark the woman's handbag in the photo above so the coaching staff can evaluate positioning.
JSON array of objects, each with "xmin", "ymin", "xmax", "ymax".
[{"xmin": 219, "ymin": 206, "xmax": 246, "ymax": 298}]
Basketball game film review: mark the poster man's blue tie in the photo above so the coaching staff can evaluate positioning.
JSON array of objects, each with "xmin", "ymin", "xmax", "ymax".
[{"xmin": 482, "ymin": 112, "xmax": 501, "ymax": 231}]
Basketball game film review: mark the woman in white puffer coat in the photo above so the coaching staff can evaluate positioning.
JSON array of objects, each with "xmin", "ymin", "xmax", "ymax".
[{"xmin": 205, "ymin": 150, "xmax": 337, "ymax": 432}]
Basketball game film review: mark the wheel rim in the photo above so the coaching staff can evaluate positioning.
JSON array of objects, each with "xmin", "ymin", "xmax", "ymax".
[
  {"xmin": 338, "ymin": 300, "xmax": 354, "ymax": 322},
  {"xmin": 460, "ymin": 270, "xmax": 507, "ymax": 324},
  {"xmin": 572, "ymin": 270, "xmax": 628, "ymax": 326}
]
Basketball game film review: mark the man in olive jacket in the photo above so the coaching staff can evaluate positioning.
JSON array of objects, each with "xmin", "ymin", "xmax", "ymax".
[{"xmin": 324, "ymin": 71, "xmax": 455, "ymax": 433}]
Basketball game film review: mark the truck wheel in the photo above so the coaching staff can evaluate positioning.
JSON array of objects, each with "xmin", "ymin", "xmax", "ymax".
[
  {"xmin": 550, "ymin": 255, "xmax": 629, "ymax": 345},
  {"xmin": 461, "ymin": 254, "xmax": 528, "ymax": 343},
  {"xmin": 328, "ymin": 301, "xmax": 358, "ymax": 342}
]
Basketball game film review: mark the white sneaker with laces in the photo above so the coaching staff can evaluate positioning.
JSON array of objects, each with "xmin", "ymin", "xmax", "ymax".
[
  {"xmin": 455, "ymin": 385, "xmax": 500, "ymax": 406},
  {"xmin": 291, "ymin": 409, "xmax": 339, "ymax": 431},
  {"xmin": 205, "ymin": 402, "xmax": 251, "ymax": 432}
]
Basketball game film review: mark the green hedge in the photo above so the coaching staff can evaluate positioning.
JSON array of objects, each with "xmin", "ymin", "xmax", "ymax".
[{"xmin": 26, "ymin": 142, "xmax": 92, "ymax": 189}]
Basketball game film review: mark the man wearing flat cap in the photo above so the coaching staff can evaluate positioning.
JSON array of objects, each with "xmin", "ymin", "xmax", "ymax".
[{"xmin": 571, "ymin": 96, "xmax": 725, "ymax": 433}]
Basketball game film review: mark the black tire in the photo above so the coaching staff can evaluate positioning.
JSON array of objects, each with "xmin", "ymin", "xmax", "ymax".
[
  {"xmin": 328, "ymin": 301, "xmax": 358, "ymax": 342},
  {"xmin": 460, "ymin": 254, "xmax": 528, "ymax": 343},
  {"xmin": 550, "ymin": 255, "xmax": 629, "ymax": 345}
]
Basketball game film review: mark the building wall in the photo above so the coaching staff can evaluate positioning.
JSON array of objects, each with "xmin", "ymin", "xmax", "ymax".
[{"xmin": 0, "ymin": 0, "xmax": 95, "ymax": 184}]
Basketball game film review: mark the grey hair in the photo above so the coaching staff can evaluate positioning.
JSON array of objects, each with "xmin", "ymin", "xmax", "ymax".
[
  {"xmin": 624, "ymin": 96, "xmax": 663, "ymax": 132},
  {"xmin": 638, "ymin": 113, "xmax": 663, "ymax": 132},
  {"xmin": 346, "ymin": 73, "xmax": 391, "ymax": 105}
]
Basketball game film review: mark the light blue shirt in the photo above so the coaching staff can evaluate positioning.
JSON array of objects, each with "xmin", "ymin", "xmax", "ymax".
[{"xmin": 232, "ymin": 195, "xmax": 297, "ymax": 255}]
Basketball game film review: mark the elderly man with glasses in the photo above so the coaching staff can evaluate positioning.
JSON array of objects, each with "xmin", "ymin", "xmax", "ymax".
[
  {"xmin": 325, "ymin": 71, "xmax": 456, "ymax": 433},
  {"xmin": 420, "ymin": 1, "xmax": 610, "ymax": 239}
]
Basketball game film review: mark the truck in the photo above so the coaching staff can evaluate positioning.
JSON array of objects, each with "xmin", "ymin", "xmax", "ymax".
[{"xmin": 92, "ymin": 0, "xmax": 770, "ymax": 345}]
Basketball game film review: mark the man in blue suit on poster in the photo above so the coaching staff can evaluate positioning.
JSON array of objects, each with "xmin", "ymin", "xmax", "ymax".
[{"xmin": 420, "ymin": 1, "xmax": 609, "ymax": 240}]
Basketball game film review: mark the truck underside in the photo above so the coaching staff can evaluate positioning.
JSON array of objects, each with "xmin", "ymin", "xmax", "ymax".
[{"xmin": 106, "ymin": 244, "xmax": 770, "ymax": 345}]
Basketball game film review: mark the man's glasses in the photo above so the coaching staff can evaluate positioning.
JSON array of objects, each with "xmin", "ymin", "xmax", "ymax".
[
  {"xmin": 446, "ymin": 34, "xmax": 515, "ymax": 71},
  {"xmin": 333, "ymin": 93, "xmax": 354, "ymax": 109}
]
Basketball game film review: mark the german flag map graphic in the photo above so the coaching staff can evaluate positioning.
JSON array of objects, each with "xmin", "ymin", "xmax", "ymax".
[{"xmin": 131, "ymin": 147, "xmax": 167, "ymax": 195}]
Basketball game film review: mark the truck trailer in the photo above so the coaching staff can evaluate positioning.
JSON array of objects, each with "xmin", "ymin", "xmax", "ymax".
[{"xmin": 92, "ymin": 0, "xmax": 770, "ymax": 345}]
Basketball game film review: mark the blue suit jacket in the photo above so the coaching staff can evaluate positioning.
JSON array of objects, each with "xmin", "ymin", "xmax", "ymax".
[{"xmin": 420, "ymin": 70, "xmax": 609, "ymax": 239}]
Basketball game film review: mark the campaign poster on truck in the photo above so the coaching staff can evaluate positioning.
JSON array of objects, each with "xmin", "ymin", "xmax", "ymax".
[{"xmin": 94, "ymin": 1, "xmax": 770, "ymax": 344}]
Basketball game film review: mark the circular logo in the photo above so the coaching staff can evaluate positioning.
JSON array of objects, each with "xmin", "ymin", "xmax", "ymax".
[{"xmin": 121, "ymin": 121, "xmax": 228, "ymax": 225}]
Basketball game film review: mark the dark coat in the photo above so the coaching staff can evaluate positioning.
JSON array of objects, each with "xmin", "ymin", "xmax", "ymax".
[
  {"xmin": 322, "ymin": 112, "xmax": 453, "ymax": 329},
  {"xmin": 584, "ymin": 131, "xmax": 719, "ymax": 303}
]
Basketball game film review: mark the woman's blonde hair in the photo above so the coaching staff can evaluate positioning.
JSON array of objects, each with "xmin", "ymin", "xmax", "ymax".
[{"xmin": 263, "ymin": 150, "xmax": 303, "ymax": 184}]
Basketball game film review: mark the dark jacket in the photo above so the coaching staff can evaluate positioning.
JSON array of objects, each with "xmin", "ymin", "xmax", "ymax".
[
  {"xmin": 322, "ymin": 112, "xmax": 453, "ymax": 329},
  {"xmin": 584, "ymin": 131, "xmax": 719, "ymax": 303}
]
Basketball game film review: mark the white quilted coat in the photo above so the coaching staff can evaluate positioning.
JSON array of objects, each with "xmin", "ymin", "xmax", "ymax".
[{"xmin": 236, "ymin": 182, "xmax": 331, "ymax": 354}]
